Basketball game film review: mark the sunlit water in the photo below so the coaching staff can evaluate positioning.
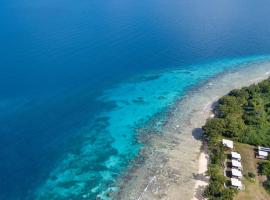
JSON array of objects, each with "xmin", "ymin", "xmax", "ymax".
[{"xmin": 1, "ymin": 0, "xmax": 270, "ymax": 199}]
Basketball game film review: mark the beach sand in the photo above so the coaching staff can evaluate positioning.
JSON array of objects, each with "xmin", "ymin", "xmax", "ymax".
[
  {"xmin": 114, "ymin": 61, "xmax": 270, "ymax": 200},
  {"xmin": 191, "ymin": 145, "xmax": 209, "ymax": 200}
]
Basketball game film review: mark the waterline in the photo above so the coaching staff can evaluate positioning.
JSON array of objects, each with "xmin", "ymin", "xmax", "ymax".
[
  {"xmin": 116, "ymin": 58, "xmax": 270, "ymax": 200},
  {"xmin": 34, "ymin": 56, "xmax": 270, "ymax": 200}
]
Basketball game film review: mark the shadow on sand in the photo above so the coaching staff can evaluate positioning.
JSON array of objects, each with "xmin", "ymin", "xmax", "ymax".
[{"xmin": 192, "ymin": 128, "xmax": 203, "ymax": 141}]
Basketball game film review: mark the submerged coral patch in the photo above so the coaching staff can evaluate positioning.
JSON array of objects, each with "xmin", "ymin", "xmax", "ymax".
[{"xmin": 34, "ymin": 56, "xmax": 270, "ymax": 199}]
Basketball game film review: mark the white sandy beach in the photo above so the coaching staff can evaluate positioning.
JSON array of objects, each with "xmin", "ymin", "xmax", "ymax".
[
  {"xmin": 114, "ymin": 61, "xmax": 270, "ymax": 200},
  {"xmin": 191, "ymin": 145, "xmax": 209, "ymax": 200}
]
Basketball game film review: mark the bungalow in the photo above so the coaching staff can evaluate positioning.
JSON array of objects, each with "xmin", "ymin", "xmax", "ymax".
[
  {"xmin": 222, "ymin": 139, "xmax": 233, "ymax": 149},
  {"xmin": 258, "ymin": 146, "xmax": 270, "ymax": 153},
  {"xmin": 231, "ymin": 159, "xmax": 242, "ymax": 170},
  {"xmin": 231, "ymin": 168, "xmax": 242, "ymax": 179},
  {"xmin": 231, "ymin": 178, "xmax": 242, "ymax": 190},
  {"xmin": 231, "ymin": 151, "xmax": 241, "ymax": 161},
  {"xmin": 257, "ymin": 150, "xmax": 268, "ymax": 159}
]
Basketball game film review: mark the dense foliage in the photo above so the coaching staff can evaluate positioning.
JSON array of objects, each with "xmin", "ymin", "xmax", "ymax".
[
  {"xmin": 205, "ymin": 77, "xmax": 270, "ymax": 145},
  {"xmin": 258, "ymin": 161, "xmax": 270, "ymax": 176},
  {"xmin": 203, "ymin": 78, "xmax": 270, "ymax": 199},
  {"xmin": 258, "ymin": 160, "xmax": 270, "ymax": 193},
  {"xmin": 264, "ymin": 179, "xmax": 270, "ymax": 192}
]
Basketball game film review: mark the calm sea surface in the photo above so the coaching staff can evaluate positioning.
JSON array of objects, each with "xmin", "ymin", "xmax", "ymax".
[{"xmin": 1, "ymin": 0, "xmax": 270, "ymax": 199}]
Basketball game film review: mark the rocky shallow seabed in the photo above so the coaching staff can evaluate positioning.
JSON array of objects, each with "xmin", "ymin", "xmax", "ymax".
[{"xmin": 114, "ymin": 61, "xmax": 270, "ymax": 200}]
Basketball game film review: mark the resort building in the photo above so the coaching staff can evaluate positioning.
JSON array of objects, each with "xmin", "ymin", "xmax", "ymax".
[
  {"xmin": 222, "ymin": 139, "xmax": 233, "ymax": 149},
  {"xmin": 256, "ymin": 146, "xmax": 270, "ymax": 159},
  {"xmin": 231, "ymin": 178, "xmax": 242, "ymax": 190},
  {"xmin": 231, "ymin": 159, "xmax": 242, "ymax": 170},
  {"xmin": 231, "ymin": 168, "xmax": 242, "ymax": 179},
  {"xmin": 258, "ymin": 146, "xmax": 270, "ymax": 152},
  {"xmin": 257, "ymin": 150, "xmax": 268, "ymax": 159},
  {"xmin": 231, "ymin": 151, "xmax": 241, "ymax": 161}
]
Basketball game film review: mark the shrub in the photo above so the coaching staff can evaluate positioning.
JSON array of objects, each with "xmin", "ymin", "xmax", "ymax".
[
  {"xmin": 258, "ymin": 161, "xmax": 270, "ymax": 176},
  {"xmin": 264, "ymin": 179, "xmax": 270, "ymax": 193},
  {"xmin": 248, "ymin": 172, "xmax": 256, "ymax": 178},
  {"xmin": 203, "ymin": 118, "xmax": 225, "ymax": 139}
]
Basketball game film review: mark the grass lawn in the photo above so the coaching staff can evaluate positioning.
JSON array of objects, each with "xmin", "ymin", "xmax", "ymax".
[{"xmin": 234, "ymin": 142, "xmax": 270, "ymax": 200}]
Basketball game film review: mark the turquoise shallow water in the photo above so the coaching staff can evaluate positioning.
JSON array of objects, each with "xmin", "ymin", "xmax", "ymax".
[
  {"xmin": 34, "ymin": 55, "xmax": 270, "ymax": 199},
  {"xmin": 2, "ymin": 0, "xmax": 270, "ymax": 199}
]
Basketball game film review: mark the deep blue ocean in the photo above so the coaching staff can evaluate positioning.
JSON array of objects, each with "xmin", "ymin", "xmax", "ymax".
[{"xmin": 1, "ymin": 0, "xmax": 270, "ymax": 199}]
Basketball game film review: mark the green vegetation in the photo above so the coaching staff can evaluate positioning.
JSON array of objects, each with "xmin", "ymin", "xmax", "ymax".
[
  {"xmin": 247, "ymin": 172, "xmax": 256, "ymax": 179},
  {"xmin": 203, "ymin": 78, "xmax": 270, "ymax": 199},
  {"xmin": 264, "ymin": 180, "xmax": 270, "ymax": 192},
  {"xmin": 258, "ymin": 161, "xmax": 270, "ymax": 176},
  {"xmin": 207, "ymin": 78, "xmax": 270, "ymax": 145},
  {"xmin": 259, "ymin": 159, "xmax": 270, "ymax": 195},
  {"xmin": 202, "ymin": 131, "xmax": 237, "ymax": 199},
  {"xmin": 244, "ymin": 172, "xmax": 256, "ymax": 183}
]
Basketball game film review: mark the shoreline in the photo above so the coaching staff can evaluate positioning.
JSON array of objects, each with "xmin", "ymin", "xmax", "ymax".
[
  {"xmin": 191, "ymin": 144, "xmax": 209, "ymax": 200},
  {"xmin": 114, "ymin": 61, "xmax": 270, "ymax": 200},
  {"xmin": 192, "ymin": 97, "xmax": 214, "ymax": 200},
  {"xmin": 191, "ymin": 65, "xmax": 270, "ymax": 200},
  {"xmin": 190, "ymin": 65, "xmax": 270, "ymax": 200}
]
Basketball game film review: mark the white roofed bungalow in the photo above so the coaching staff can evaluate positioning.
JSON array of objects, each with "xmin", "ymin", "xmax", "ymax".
[
  {"xmin": 257, "ymin": 150, "xmax": 268, "ymax": 159},
  {"xmin": 222, "ymin": 139, "xmax": 233, "ymax": 149},
  {"xmin": 231, "ymin": 152, "xmax": 241, "ymax": 161},
  {"xmin": 231, "ymin": 168, "xmax": 242, "ymax": 179},
  {"xmin": 258, "ymin": 146, "xmax": 270, "ymax": 153},
  {"xmin": 231, "ymin": 178, "xmax": 242, "ymax": 190},
  {"xmin": 231, "ymin": 159, "xmax": 242, "ymax": 170}
]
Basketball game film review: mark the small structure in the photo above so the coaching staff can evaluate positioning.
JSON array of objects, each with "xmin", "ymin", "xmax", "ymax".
[
  {"xmin": 257, "ymin": 150, "xmax": 268, "ymax": 159},
  {"xmin": 231, "ymin": 168, "xmax": 242, "ymax": 178},
  {"xmin": 258, "ymin": 146, "xmax": 270, "ymax": 153},
  {"xmin": 231, "ymin": 160, "xmax": 242, "ymax": 170},
  {"xmin": 231, "ymin": 152, "xmax": 241, "ymax": 161},
  {"xmin": 231, "ymin": 178, "xmax": 242, "ymax": 190},
  {"xmin": 222, "ymin": 139, "xmax": 233, "ymax": 149}
]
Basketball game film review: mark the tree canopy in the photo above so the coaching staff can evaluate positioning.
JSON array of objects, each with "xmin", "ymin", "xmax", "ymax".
[
  {"xmin": 205, "ymin": 78, "xmax": 270, "ymax": 146},
  {"xmin": 203, "ymin": 77, "xmax": 270, "ymax": 199}
]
